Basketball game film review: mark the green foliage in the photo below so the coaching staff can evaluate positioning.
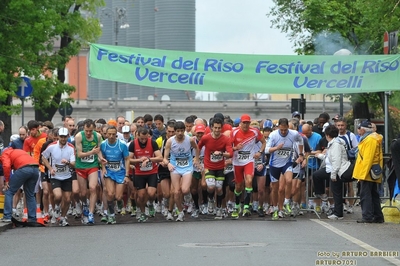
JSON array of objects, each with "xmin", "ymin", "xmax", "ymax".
[{"xmin": 0, "ymin": 0, "xmax": 104, "ymax": 120}]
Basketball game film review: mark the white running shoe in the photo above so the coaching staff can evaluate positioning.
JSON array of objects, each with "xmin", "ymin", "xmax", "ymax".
[
  {"xmin": 166, "ymin": 212, "xmax": 174, "ymax": 221},
  {"xmin": 176, "ymin": 211, "xmax": 185, "ymax": 222}
]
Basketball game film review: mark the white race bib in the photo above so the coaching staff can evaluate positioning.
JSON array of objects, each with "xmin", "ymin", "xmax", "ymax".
[
  {"xmin": 238, "ymin": 151, "xmax": 251, "ymax": 162},
  {"xmin": 139, "ymin": 161, "xmax": 153, "ymax": 171},
  {"xmin": 176, "ymin": 157, "xmax": 189, "ymax": 167},
  {"xmin": 210, "ymin": 153, "xmax": 223, "ymax": 163},
  {"xmin": 276, "ymin": 149, "xmax": 291, "ymax": 158},
  {"xmin": 81, "ymin": 154, "xmax": 95, "ymax": 163},
  {"xmin": 55, "ymin": 164, "xmax": 67, "ymax": 173},
  {"xmin": 224, "ymin": 164, "xmax": 233, "ymax": 174},
  {"xmin": 108, "ymin": 161, "xmax": 121, "ymax": 171}
]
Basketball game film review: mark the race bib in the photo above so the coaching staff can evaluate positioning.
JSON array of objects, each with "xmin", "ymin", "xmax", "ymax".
[
  {"xmin": 276, "ymin": 149, "xmax": 291, "ymax": 158},
  {"xmin": 199, "ymin": 156, "xmax": 204, "ymax": 165},
  {"xmin": 224, "ymin": 164, "xmax": 233, "ymax": 174},
  {"xmin": 210, "ymin": 153, "xmax": 223, "ymax": 163},
  {"xmin": 108, "ymin": 161, "xmax": 121, "ymax": 171},
  {"xmin": 55, "ymin": 164, "xmax": 67, "ymax": 173},
  {"xmin": 81, "ymin": 154, "xmax": 95, "ymax": 163},
  {"xmin": 176, "ymin": 157, "xmax": 189, "ymax": 167},
  {"xmin": 255, "ymin": 158, "xmax": 263, "ymax": 165},
  {"xmin": 238, "ymin": 151, "xmax": 250, "ymax": 161},
  {"xmin": 139, "ymin": 161, "xmax": 153, "ymax": 171}
]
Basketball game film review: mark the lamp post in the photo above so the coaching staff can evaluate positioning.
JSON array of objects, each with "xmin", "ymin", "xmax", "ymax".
[{"xmin": 100, "ymin": 7, "xmax": 129, "ymax": 119}]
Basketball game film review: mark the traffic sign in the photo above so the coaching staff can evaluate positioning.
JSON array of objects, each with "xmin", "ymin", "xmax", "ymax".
[
  {"xmin": 58, "ymin": 102, "xmax": 73, "ymax": 116},
  {"xmin": 16, "ymin": 77, "xmax": 33, "ymax": 98},
  {"xmin": 384, "ymin": 31, "xmax": 389, "ymax": 54}
]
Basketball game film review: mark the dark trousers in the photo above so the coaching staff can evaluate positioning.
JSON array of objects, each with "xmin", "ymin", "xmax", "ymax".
[
  {"xmin": 330, "ymin": 178, "xmax": 343, "ymax": 217},
  {"xmin": 312, "ymin": 167, "xmax": 330, "ymax": 195},
  {"xmin": 359, "ymin": 181, "xmax": 384, "ymax": 221}
]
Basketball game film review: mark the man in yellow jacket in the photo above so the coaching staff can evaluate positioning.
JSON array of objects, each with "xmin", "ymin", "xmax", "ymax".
[{"xmin": 353, "ymin": 120, "xmax": 384, "ymax": 223}]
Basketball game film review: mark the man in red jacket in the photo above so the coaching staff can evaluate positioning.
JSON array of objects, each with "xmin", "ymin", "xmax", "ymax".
[{"xmin": 0, "ymin": 147, "xmax": 39, "ymax": 223}]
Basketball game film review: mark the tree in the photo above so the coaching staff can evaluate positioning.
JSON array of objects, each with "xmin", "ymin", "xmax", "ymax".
[
  {"xmin": 0, "ymin": 0, "xmax": 103, "ymax": 143},
  {"xmin": 267, "ymin": 0, "xmax": 400, "ymax": 139}
]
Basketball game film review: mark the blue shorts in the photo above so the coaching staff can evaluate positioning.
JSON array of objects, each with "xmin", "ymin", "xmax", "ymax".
[
  {"xmin": 104, "ymin": 174, "xmax": 125, "ymax": 185},
  {"xmin": 269, "ymin": 162, "xmax": 293, "ymax": 181}
]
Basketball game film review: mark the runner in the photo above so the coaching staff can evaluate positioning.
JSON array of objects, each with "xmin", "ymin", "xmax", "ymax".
[
  {"xmin": 74, "ymin": 119, "xmax": 105, "ymax": 224},
  {"xmin": 129, "ymin": 127, "xmax": 163, "ymax": 222},
  {"xmin": 197, "ymin": 118, "xmax": 233, "ymax": 219},
  {"xmin": 41, "ymin": 128, "xmax": 75, "ymax": 226},
  {"xmin": 100, "ymin": 126, "xmax": 130, "ymax": 224},
  {"xmin": 267, "ymin": 118, "xmax": 304, "ymax": 219},
  {"xmin": 231, "ymin": 114, "xmax": 266, "ymax": 219},
  {"xmin": 162, "ymin": 121, "xmax": 199, "ymax": 222}
]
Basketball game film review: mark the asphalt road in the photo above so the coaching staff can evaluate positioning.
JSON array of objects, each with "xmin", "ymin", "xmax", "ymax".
[{"xmin": 1, "ymin": 208, "xmax": 400, "ymax": 266}]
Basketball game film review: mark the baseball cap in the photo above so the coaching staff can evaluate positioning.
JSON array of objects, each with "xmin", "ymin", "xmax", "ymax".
[
  {"xmin": 107, "ymin": 119, "xmax": 117, "ymax": 127},
  {"xmin": 263, "ymin": 119, "xmax": 273, "ymax": 129},
  {"xmin": 332, "ymin": 114, "xmax": 343, "ymax": 121},
  {"xmin": 122, "ymin": 125, "xmax": 130, "ymax": 133},
  {"xmin": 195, "ymin": 124, "xmax": 205, "ymax": 133},
  {"xmin": 358, "ymin": 120, "xmax": 372, "ymax": 129},
  {"xmin": 234, "ymin": 118, "xmax": 241, "ymax": 126},
  {"xmin": 322, "ymin": 122, "xmax": 330, "ymax": 133},
  {"xmin": 292, "ymin": 111, "xmax": 301, "ymax": 118},
  {"xmin": 58, "ymin": 127, "xmax": 69, "ymax": 136},
  {"xmin": 240, "ymin": 114, "xmax": 251, "ymax": 123}
]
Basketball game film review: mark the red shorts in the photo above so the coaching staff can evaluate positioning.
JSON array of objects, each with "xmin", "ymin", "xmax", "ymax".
[
  {"xmin": 75, "ymin": 167, "xmax": 98, "ymax": 179},
  {"xmin": 233, "ymin": 162, "xmax": 254, "ymax": 183}
]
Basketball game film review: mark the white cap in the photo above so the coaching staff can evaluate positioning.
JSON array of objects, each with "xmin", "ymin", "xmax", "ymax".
[
  {"xmin": 122, "ymin": 125, "xmax": 130, "ymax": 133},
  {"xmin": 322, "ymin": 122, "xmax": 330, "ymax": 133},
  {"xmin": 58, "ymin": 127, "xmax": 69, "ymax": 136}
]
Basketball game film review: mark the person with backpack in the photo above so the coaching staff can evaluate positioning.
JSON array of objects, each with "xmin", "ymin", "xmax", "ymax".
[{"xmin": 335, "ymin": 117, "xmax": 358, "ymax": 214}]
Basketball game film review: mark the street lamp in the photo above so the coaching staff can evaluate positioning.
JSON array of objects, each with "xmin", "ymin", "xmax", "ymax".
[{"xmin": 100, "ymin": 7, "xmax": 129, "ymax": 119}]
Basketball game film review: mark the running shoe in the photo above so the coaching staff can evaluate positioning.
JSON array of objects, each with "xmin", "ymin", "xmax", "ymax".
[
  {"xmin": 81, "ymin": 216, "xmax": 89, "ymax": 224},
  {"xmin": 346, "ymin": 205, "xmax": 354, "ymax": 214},
  {"xmin": 155, "ymin": 203, "xmax": 162, "ymax": 213},
  {"xmin": 200, "ymin": 204, "xmax": 208, "ymax": 215},
  {"xmin": 107, "ymin": 215, "xmax": 116, "ymax": 224},
  {"xmin": 148, "ymin": 204, "xmax": 155, "ymax": 217},
  {"xmin": 131, "ymin": 207, "xmax": 137, "ymax": 217},
  {"xmin": 322, "ymin": 202, "xmax": 330, "ymax": 214},
  {"xmin": 66, "ymin": 205, "xmax": 73, "ymax": 216},
  {"xmin": 139, "ymin": 213, "xmax": 148, "ymax": 223},
  {"xmin": 136, "ymin": 210, "xmax": 142, "ymax": 220},
  {"xmin": 191, "ymin": 209, "xmax": 199, "ymax": 218},
  {"xmin": 252, "ymin": 201, "xmax": 259, "ymax": 213},
  {"xmin": 283, "ymin": 203, "xmax": 292, "ymax": 215},
  {"xmin": 231, "ymin": 208, "xmax": 239, "ymax": 219},
  {"xmin": 328, "ymin": 214, "xmax": 344, "ymax": 220},
  {"xmin": 315, "ymin": 205, "xmax": 322, "ymax": 214},
  {"xmin": 272, "ymin": 210, "xmax": 279, "ymax": 220},
  {"xmin": 207, "ymin": 200, "xmax": 215, "ymax": 214},
  {"xmin": 166, "ymin": 211, "xmax": 174, "ymax": 221},
  {"xmin": 278, "ymin": 210, "xmax": 285, "ymax": 218},
  {"xmin": 257, "ymin": 207, "xmax": 265, "ymax": 217},
  {"xmin": 120, "ymin": 207, "xmax": 126, "ymax": 215},
  {"xmin": 242, "ymin": 207, "xmax": 251, "ymax": 217},
  {"xmin": 176, "ymin": 211, "xmax": 185, "ymax": 222},
  {"xmin": 215, "ymin": 208, "xmax": 222, "ymax": 220},
  {"xmin": 227, "ymin": 201, "xmax": 234, "ymax": 214},
  {"xmin": 101, "ymin": 215, "xmax": 108, "ymax": 223},
  {"xmin": 59, "ymin": 217, "xmax": 69, "ymax": 227},
  {"xmin": 88, "ymin": 213, "xmax": 95, "ymax": 224},
  {"xmin": 187, "ymin": 202, "xmax": 194, "ymax": 214},
  {"xmin": 291, "ymin": 203, "xmax": 300, "ymax": 217},
  {"xmin": 0, "ymin": 217, "xmax": 11, "ymax": 223},
  {"xmin": 222, "ymin": 208, "xmax": 228, "ymax": 218},
  {"xmin": 266, "ymin": 206, "xmax": 275, "ymax": 215}
]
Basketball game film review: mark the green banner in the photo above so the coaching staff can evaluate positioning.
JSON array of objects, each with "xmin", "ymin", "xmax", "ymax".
[{"xmin": 89, "ymin": 43, "xmax": 400, "ymax": 94}]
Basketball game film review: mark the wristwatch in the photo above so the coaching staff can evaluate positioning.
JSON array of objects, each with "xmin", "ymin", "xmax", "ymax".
[{"xmin": 299, "ymin": 153, "xmax": 304, "ymax": 156}]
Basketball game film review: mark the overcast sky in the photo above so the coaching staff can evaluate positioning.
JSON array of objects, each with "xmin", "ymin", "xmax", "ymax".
[
  {"xmin": 195, "ymin": 0, "xmax": 295, "ymax": 99},
  {"xmin": 196, "ymin": 0, "xmax": 295, "ymax": 55}
]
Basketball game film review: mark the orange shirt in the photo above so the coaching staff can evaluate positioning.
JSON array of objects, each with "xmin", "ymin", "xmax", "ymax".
[{"xmin": 23, "ymin": 132, "xmax": 47, "ymax": 155}]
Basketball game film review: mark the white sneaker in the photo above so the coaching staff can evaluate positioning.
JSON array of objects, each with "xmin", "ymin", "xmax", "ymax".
[
  {"xmin": 155, "ymin": 203, "xmax": 162, "ymax": 213},
  {"xmin": 346, "ymin": 206, "xmax": 354, "ymax": 214},
  {"xmin": 328, "ymin": 214, "xmax": 344, "ymax": 220},
  {"xmin": 176, "ymin": 211, "xmax": 185, "ymax": 222},
  {"xmin": 166, "ymin": 211, "xmax": 174, "ymax": 221},
  {"xmin": 215, "ymin": 208, "xmax": 222, "ymax": 220},
  {"xmin": 191, "ymin": 209, "xmax": 199, "ymax": 218},
  {"xmin": 207, "ymin": 200, "xmax": 215, "ymax": 214},
  {"xmin": 59, "ymin": 217, "xmax": 69, "ymax": 226},
  {"xmin": 187, "ymin": 202, "xmax": 194, "ymax": 214}
]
